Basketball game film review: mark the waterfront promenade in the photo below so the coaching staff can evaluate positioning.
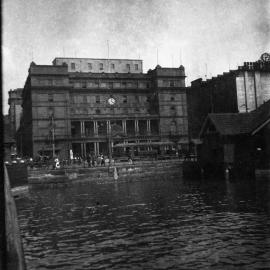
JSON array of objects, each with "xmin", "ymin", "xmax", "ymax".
[{"xmin": 27, "ymin": 158, "xmax": 183, "ymax": 187}]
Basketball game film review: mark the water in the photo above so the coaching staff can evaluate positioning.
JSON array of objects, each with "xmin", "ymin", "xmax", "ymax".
[{"xmin": 16, "ymin": 176, "xmax": 270, "ymax": 269}]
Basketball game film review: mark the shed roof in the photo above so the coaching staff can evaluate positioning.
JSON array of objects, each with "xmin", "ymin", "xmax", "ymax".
[
  {"xmin": 207, "ymin": 113, "xmax": 254, "ymax": 135},
  {"xmin": 200, "ymin": 99, "xmax": 270, "ymax": 137}
]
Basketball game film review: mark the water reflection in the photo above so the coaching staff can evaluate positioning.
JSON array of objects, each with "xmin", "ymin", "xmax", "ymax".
[{"xmin": 16, "ymin": 175, "xmax": 270, "ymax": 269}]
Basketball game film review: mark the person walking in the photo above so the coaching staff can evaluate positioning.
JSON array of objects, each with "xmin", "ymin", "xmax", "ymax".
[
  {"xmin": 86, "ymin": 154, "xmax": 91, "ymax": 167},
  {"xmin": 101, "ymin": 154, "xmax": 105, "ymax": 166}
]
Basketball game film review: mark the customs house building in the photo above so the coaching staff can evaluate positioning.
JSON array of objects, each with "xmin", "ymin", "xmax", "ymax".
[{"xmin": 19, "ymin": 57, "xmax": 188, "ymax": 159}]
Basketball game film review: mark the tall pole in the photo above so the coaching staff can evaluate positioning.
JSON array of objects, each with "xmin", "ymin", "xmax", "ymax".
[
  {"xmin": 51, "ymin": 115, "xmax": 55, "ymax": 158},
  {"xmin": 108, "ymin": 122, "xmax": 112, "ymax": 165},
  {"xmin": 108, "ymin": 135, "xmax": 112, "ymax": 165},
  {"xmin": 107, "ymin": 40, "xmax": 110, "ymax": 72}
]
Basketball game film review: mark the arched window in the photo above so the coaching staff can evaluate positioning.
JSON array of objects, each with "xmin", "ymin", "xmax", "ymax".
[
  {"xmin": 170, "ymin": 106, "xmax": 176, "ymax": 115},
  {"xmin": 170, "ymin": 121, "xmax": 177, "ymax": 135}
]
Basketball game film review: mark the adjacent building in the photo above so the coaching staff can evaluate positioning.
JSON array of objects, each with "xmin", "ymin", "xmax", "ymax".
[
  {"xmin": 198, "ymin": 99, "xmax": 270, "ymax": 175},
  {"xmin": 8, "ymin": 88, "xmax": 23, "ymax": 138},
  {"xmin": 187, "ymin": 53, "xmax": 270, "ymax": 139},
  {"xmin": 19, "ymin": 58, "xmax": 188, "ymax": 159},
  {"xmin": 3, "ymin": 115, "xmax": 16, "ymax": 160}
]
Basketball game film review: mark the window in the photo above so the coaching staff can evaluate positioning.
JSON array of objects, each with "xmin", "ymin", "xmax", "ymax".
[
  {"xmin": 123, "ymin": 95, "xmax": 127, "ymax": 103},
  {"xmin": 108, "ymin": 82, "xmax": 113, "ymax": 89},
  {"xmin": 82, "ymin": 81, "xmax": 87, "ymax": 88},
  {"xmin": 171, "ymin": 96, "xmax": 175, "ymax": 101},
  {"xmin": 71, "ymin": 63, "xmax": 75, "ymax": 70},
  {"xmin": 110, "ymin": 63, "xmax": 115, "ymax": 70},
  {"xmin": 48, "ymin": 79, "xmax": 53, "ymax": 86},
  {"xmin": 96, "ymin": 109, "xmax": 100, "ymax": 114},
  {"xmin": 96, "ymin": 96, "xmax": 100, "ymax": 104},
  {"xmin": 99, "ymin": 63, "xmax": 104, "ymax": 70},
  {"xmin": 170, "ymin": 106, "xmax": 176, "ymax": 115},
  {"xmin": 48, "ymin": 106, "xmax": 54, "ymax": 116},
  {"xmin": 48, "ymin": 94, "xmax": 53, "ymax": 102},
  {"xmin": 169, "ymin": 81, "xmax": 175, "ymax": 87},
  {"xmin": 146, "ymin": 83, "xmax": 150, "ymax": 88},
  {"xmin": 88, "ymin": 63, "xmax": 92, "ymax": 70},
  {"xmin": 135, "ymin": 64, "xmax": 138, "ymax": 70},
  {"xmin": 170, "ymin": 121, "xmax": 177, "ymax": 135},
  {"xmin": 122, "ymin": 82, "xmax": 127, "ymax": 88},
  {"xmin": 126, "ymin": 64, "xmax": 130, "ymax": 71}
]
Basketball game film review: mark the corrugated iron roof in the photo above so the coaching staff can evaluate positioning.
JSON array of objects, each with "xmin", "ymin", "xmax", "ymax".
[{"xmin": 202, "ymin": 99, "xmax": 270, "ymax": 136}]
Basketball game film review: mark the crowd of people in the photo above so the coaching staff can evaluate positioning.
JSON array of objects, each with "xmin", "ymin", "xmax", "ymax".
[{"xmin": 8, "ymin": 148, "xmax": 187, "ymax": 170}]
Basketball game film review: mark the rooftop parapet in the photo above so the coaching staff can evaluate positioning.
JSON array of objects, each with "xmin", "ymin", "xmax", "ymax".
[
  {"xmin": 52, "ymin": 57, "xmax": 143, "ymax": 74},
  {"xmin": 29, "ymin": 62, "xmax": 68, "ymax": 75},
  {"xmin": 148, "ymin": 65, "xmax": 186, "ymax": 77}
]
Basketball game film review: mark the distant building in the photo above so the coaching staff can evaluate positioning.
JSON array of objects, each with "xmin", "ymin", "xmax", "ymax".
[
  {"xmin": 8, "ymin": 88, "xmax": 23, "ymax": 138},
  {"xmin": 3, "ymin": 115, "xmax": 16, "ymax": 160},
  {"xmin": 19, "ymin": 58, "xmax": 188, "ymax": 158},
  {"xmin": 187, "ymin": 53, "xmax": 270, "ymax": 139}
]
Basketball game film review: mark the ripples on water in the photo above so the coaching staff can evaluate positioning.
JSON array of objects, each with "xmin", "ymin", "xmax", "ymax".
[{"xmin": 16, "ymin": 175, "xmax": 270, "ymax": 269}]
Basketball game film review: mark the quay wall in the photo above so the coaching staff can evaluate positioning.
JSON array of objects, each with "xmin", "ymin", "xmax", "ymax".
[
  {"xmin": 4, "ymin": 167, "xmax": 26, "ymax": 270},
  {"xmin": 28, "ymin": 159, "xmax": 183, "ymax": 187},
  {"xmin": 6, "ymin": 164, "xmax": 28, "ymax": 188}
]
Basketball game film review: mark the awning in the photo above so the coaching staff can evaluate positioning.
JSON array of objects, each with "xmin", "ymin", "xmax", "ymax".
[
  {"xmin": 177, "ymin": 138, "xmax": 189, "ymax": 144},
  {"xmin": 38, "ymin": 147, "xmax": 61, "ymax": 153},
  {"xmin": 191, "ymin": 138, "xmax": 202, "ymax": 145},
  {"xmin": 113, "ymin": 141, "xmax": 175, "ymax": 148}
]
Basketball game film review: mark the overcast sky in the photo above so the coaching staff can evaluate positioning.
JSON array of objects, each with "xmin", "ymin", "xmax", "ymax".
[{"xmin": 3, "ymin": 0, "xmax": 270, "ymax": 114}]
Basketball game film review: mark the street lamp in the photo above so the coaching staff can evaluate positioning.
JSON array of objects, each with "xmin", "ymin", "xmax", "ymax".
[{"xmin": 49, "ymin": 113, "xmax": 56, "ymax": 158}]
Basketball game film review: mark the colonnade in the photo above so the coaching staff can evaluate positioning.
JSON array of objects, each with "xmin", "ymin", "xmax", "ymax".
[{"xmin": 77, "ymin": 119, "xmax": 155, "ymax": 137}]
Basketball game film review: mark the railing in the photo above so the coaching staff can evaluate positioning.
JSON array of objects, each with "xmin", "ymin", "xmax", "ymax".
[{"xmin": 4, "ymin": 166, "xmax": 26, "ymax": 270}]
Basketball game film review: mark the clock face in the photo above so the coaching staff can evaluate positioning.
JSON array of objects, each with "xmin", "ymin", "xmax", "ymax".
[
  {"xmin": 108, "ymin": 97, "xmax": 116, "ymax": 105},
  {"xmin": 261, "ymin": 53, "xmax": 270, "ymax": 62}
]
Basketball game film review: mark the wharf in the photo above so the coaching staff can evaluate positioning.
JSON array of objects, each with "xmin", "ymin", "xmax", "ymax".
[{"xmin": 28, "ymin": 159, "xmax": 183, "ymax": 187}]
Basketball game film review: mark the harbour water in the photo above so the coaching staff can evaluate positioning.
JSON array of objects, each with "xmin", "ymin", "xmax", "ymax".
[{"xmin": 16, "ymin": 175, "xmax": 270, "ymax": 269}]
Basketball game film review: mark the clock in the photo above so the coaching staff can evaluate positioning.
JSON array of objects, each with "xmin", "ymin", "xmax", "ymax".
[
  {"xmin": 260, "ymin": 53, "xmax": 270, "ymax": 62},
  {"xmin": 108, "ymin": 97, "xmax": 116, "ymax": 105}
]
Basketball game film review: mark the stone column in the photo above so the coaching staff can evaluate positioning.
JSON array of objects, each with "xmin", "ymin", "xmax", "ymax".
[
  {"xmin": 94, "ymin": 142, "xmax": 97, "ymax": 156},
  {"xmin": 81, "ymin": 143, "xmax": 84, "ymax": 157},
  {"xmin": 135, "ymin": 120, "xmax": 139, "ymax": 134},
  {"xmin": 107, "ymin": 120, "xmax": 111, "ymax": 134},
  {"xmin": 94, "ymin": 121, "xmax": 98, "ymax": 136},
  {"xmin": 147, "ymin": 119, "xmax": 151, "ymax": 135},
  {"xmin": 122, "ymin": 120, "xmax": 126, "ymax": 134},
  {"xmin": 96, "ymin": 142, "xmax": 99, "ymax": 155},
  {"xmin": 80, "ymin": 121, "xmax": 85, "ymax": 137}
]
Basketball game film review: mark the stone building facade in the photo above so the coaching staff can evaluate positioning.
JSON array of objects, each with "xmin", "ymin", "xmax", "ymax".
[
  {"xmin": 19, "ymin": 58, "xmax": 188, "ymax": 158},
  {"xmin": 187, "ymin": 54, "xmax": 270, "ymax": 139},
  {"xmin": 8, "ymin": 88, "xmax": 23, "ymax": 138}
]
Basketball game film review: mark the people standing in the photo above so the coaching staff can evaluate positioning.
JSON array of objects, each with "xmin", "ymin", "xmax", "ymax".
[
  {"xmin": 101, "ymin": 154, "xmax": 105, "ymax": 166},
  {"xmin": 86, "ymin": 154, "xmax": 91, "ymax": 167}
]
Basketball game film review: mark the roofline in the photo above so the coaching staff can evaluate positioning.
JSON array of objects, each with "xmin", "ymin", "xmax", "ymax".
[
  {"xmin": 53, "ymin": 57, "xmax": 143, "ymax": 62},
  {"xmin": 199, "ymin": 115, "xmax": 210, "ymax": 138},
  {"xmin": 251, "ymin": 118, "xmax": 270, "ymax": 135}
]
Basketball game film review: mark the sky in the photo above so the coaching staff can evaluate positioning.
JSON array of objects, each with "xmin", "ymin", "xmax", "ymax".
[{"xmin": 2, "ymin": 0, "xmax": 270, "ymax": 114}]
